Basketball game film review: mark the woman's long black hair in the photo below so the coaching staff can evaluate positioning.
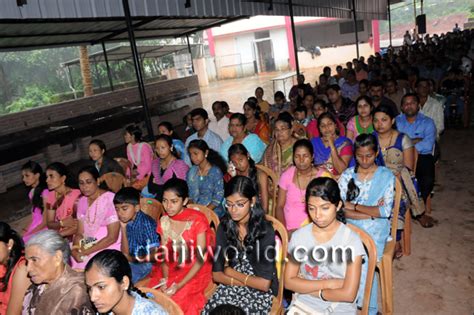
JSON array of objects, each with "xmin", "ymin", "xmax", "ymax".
[
  {"xmin": 0, "ymin": 223, "xmax": 24, "ymax": 292},
  {"xmin": 222, "ymin": 176, "xmax": 267, "ymax": 255},
  {"xmin": 22, "ymin": 161, "xmax": 47, "ymax": 213},
  {"xmin": 346, "ymin": 134, "xmax": 379, "ymax": 202},
  {"xmin": 188, "ymin": 139, "xmax": 227, "ymax": 174},
  {"xmin": 306, "ymin": 177, "xmax": 346, "ymax": 223},
  {"xmin": 85, "ymin": 249, "xmax": 146, "ymax": 297},
  {"xmin": 227, "ymin": 144, "xmax": 258, "ymax": 194}
]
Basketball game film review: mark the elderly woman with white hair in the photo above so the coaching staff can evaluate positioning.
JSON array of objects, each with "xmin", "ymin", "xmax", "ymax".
[{"xmin": 22, "ymin": 230, "xmax": 94, "ymax": 314}]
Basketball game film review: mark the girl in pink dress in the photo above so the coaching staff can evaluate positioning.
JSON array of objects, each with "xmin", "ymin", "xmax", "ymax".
[
  {"xmin": 124, "ymin": 124, "xmax": 153, "ymax": 190},
  {"xmin": 45, "ymin": 162, "xmax": 81, "ymax": 238},
  {"xmin": 21, "ymin": 161, "xmax": 49, "ymax": 243},
  {"xmin": 71, "ymin": 166, "xmax": 121, "ymax": 270}
]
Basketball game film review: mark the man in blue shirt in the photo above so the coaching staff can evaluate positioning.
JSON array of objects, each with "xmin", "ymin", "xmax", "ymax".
[
  {"xmin": 184, "ymin": 108, "xmax": 223, "ymax": 166},
  {"xmin": 396, "ymin": 93, "xmax": 436, "ymax": 227}
]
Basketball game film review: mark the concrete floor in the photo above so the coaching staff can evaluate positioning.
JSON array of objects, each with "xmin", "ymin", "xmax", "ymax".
[{"xmin": 4, "ymin": 69, "xmax": 474, "ymax": 314}]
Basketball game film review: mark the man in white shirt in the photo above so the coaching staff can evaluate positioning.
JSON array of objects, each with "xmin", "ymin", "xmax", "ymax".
[
  {"xmin": 208, "ymin": 101, "xmax": 230, "ymax": 142},
  {"xmin": 417, "ymin": 78, "xmax": 444, "ymax": 139}
]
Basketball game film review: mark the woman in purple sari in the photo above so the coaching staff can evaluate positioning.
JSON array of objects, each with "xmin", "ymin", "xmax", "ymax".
[{"xmin": 311, "ymin": 113, "xmax": 353, "ymax": 177}]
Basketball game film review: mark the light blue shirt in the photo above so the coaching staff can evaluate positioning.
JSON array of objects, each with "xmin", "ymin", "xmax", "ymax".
[
  {"xmin": 105, "ymin": 291, "xmax": 168, "ymax": 315},
  {"xmin": 220, "ymin": 133, "xmax": 267, "ymax": 163},
  {"xmin": 395, "ymin": 113, "xmax": 436, "ymax": 155},
  {"xmin": 184, "ymin": 128, "xmax": 223, "ymax": 166}
]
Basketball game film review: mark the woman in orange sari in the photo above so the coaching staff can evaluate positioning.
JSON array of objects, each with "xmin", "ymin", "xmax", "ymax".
[
  {"xmin": 244, "ymin": 100, "xmax": 270, "ymax": 144},
  {"xmin": 148, "ymin": 178, "xmax": 214, "ymax": 314}
]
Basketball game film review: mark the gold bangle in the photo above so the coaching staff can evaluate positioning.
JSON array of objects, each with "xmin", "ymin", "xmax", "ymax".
[
  {"xmin": 244, "ymin": 275, "xmax": 251, "ymax": 286},
  {"xmin": 59, "ymin": 220, "xmax": 64, "ymax": 227},
  {"xmin": 230, "ymin": 277, "xmax": 234, "ymax": 286}
]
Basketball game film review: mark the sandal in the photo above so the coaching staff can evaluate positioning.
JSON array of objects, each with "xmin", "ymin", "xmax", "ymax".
[
  {"xmin": 394, "ymin": 241, "xmax": 403, "ymax": 259},
  {"xmin": 415, "ymin": 214, "xmax": 435, "ymax": 228}
]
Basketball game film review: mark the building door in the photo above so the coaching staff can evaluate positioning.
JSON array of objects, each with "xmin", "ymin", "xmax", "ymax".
[{"xmin": 253, "ymin": 31, "xmax": 276, "ymax": 73}]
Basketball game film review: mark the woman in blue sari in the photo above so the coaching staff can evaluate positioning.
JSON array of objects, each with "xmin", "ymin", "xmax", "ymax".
[
  {"xmin": 311, "ymin": 112, "xmax": 353, "ymax": 176},
  {"xmin": 220, "ymin": 113, "xmax": 267, "ymax": 163},
  {"xmin": 338, "ymin": 133, "xmax": 395, "ymax": 315}
]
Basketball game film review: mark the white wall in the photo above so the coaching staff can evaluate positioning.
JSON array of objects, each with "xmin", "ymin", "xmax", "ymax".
[
  {"xmin": 235, "ymin": 33, "xmax": 257, "ymax": 76},
  {"xmin": 270, "ymin": 28, "xmax": 290, "ymax": 71},
  {"xmin": 297, "ymin": 20, "xmax": 372, "ymax": 48}
]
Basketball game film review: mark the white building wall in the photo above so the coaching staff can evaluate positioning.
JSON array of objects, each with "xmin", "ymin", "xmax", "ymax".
[
  {"xmin": 270, "ymin": 28, "xmax": 290, "ymax": 71},
  {"xmin": 235, "ymin": 33, "xmax": 257, "ymax": 76},
  {"xmin": 297, "ymin": 20, "xmax": 372, "ymax": 48}
]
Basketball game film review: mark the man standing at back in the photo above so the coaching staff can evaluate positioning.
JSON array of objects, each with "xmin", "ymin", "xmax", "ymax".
[
  {"xmin": 416, "ymin": 78, "xmax": 444, "ymax": 140},
  {"xmin": 184, "ymin": 108, "xmax": 223, "ymax": 166},
  {"xmin": 209, "ymin": 101, "xmax": 230, "ymax": 142},
  {"xmin": 396, "ymin": 93, "xmax": 436, "ymax": 227},
  {"xmin": 370, "ymin": 80, "xmax": 399, "ymax": 115}
]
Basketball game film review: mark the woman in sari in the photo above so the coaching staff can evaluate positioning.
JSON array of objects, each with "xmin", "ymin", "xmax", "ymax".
[
  {"xmin": 23, "ymin": 230, "xmax": 94, "ymax": 314},
  {"xmin": 311, "ymin": 112, "xmax": 353, "ymax": 176},
  {"xmin": 373, "ymin": 105, "xmax": 432, "ymax": 257},
  {"xmin": 142, "ymin": 134, "xmax": 189, "ymax": 200},
  {"xmin": 338, "ymin": 134, "xmax": 395, "ymax": 315},
  {"xmin": 243, "ymin": 100, "xmax": 270, "ymax": 144},
  {"xmin": 203, "ymin": 176, "xmax": 277, "ymax": 314},
  {"xmin": 124, "ymin": 124, "xmax": 154, "ymax": 190},
  {"xmin": 21, "ymin": 161, "xmax": 48, "ymax": 243},
  {"xmin": 220, "ymin": 113, "xmax": 267, "ymax": 164},
  {"xmin": 71, "ymin": 166, "xmax": 121, "ymax": 270},
  {"xmin": 147, "ymin": 178, "xmax": 214, "ymax": 314},
  {"xmin": 45, "ymin": 162, "xmax": 81, "ymax": 238},
  {"xmin": 262, "ymin": 112, "xmax": 297, "ymax": 177},
  {"xmin": 276, "ymin": 139, "xmax": 332, "ymax": 234},
  {"xmin": 0, "ymin": 222, "xmax": 30, "ymax": 315},
  {"xmin": 346, "ymin": 95, "xmax": 374, "ymax": 142}
]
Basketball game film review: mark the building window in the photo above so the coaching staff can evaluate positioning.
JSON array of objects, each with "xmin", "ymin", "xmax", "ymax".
[{"xmin": 339, "ymin": 21, "xmax": 364, "ymax": 34}]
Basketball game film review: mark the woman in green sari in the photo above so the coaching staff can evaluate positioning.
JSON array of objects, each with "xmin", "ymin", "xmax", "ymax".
[{"xmin": 262, "ymin": 112, "xmax": 297, "ymax": 177}]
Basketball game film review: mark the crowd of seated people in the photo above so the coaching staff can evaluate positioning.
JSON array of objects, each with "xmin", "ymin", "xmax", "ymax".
[{"xmin": 0, "ymin": 28, "xmax": 471, "ymax": 315}]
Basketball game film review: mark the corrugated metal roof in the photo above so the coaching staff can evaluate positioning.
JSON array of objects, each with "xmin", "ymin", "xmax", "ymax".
[
  {"xmin": 0, "ymin": 0, "xmax": 389, "ymax": 51},
  {"xmin": 61, "ymin": 44, "xmax": 194, "ymax": 67}
]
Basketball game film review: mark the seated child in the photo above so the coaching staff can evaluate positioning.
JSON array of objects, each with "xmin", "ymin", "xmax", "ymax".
[
  {"xmin": 113, "ymin": 187, "xmax": 160, "ymax": 283},
  {"xmin": 294, "ymin": 106, "xmax": 310, "ymax": 139}
]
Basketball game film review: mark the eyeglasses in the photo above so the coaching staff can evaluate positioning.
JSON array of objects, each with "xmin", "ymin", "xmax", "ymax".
[{"xmin": 225, "ymin": 199, "xmax": 250, "ymax": 210}]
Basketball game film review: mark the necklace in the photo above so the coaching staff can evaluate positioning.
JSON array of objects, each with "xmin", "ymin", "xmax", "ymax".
[
  {"xmin": 86, "ymin": 193, "xmax": 101, "ymax": 225},
  {"xmin": 380, "ymin": 130, "xmax": 395, "ymax": 152},
  {"xmin": 296, "ymin": 167, "xmax": 314, "ymax": 203},
  {"xmin": 198, "ymin": 162, "xmax": 210, "ymax": 181}
]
